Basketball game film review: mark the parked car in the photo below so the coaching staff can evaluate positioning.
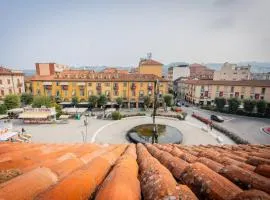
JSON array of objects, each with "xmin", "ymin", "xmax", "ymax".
[
  {"xmin": 176, "ymin": 102, "xmax": 182, "ymax": 107},
  {"xmin": 210, "ymin": 115, "xmax": 224, "ymax": 122}
]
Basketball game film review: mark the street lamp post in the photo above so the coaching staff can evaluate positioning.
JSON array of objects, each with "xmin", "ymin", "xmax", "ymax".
[{"xmin": 152, "ymin": 79, "xmax": 159, "ymax": 144}]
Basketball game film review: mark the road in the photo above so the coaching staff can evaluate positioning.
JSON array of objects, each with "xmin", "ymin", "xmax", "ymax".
[{"xmin": 182, "ymin": 104, "xmax": 270, "ymax": 144}]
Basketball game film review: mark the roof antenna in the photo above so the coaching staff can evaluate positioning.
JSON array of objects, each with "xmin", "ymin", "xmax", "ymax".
[{"xmin": 147, "ymin": 52, "xmax": 152, "ymax": 60}]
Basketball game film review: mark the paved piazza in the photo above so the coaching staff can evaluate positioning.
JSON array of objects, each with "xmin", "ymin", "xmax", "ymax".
[
  {"xmin": 12, "ymin": 114, "xmax": 234, "ymax": 145},
  {"xmin": 11, "ymin": 106, "xmax": 270, "ymax": 144}
]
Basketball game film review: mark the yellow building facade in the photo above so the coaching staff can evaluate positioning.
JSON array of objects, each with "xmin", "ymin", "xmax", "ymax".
[
  {"xmin": 138, "ymin": 59, "xmax": 163, "ymax": 77},
  {"xmin": 30, "ymin": 71, "xmax": 168, "ymax": 108}
]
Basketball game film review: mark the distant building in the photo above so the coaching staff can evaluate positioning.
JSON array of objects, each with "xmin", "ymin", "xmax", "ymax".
[
  {"xmin": 35, "ymin": 63, "xmax": 69, "ymax": 76},
  {"xmin": 213, "ymin": 62, "xmax": 251, "ymax": 81},
  {"xmin": 138, "ymin": 57, "xmax": 163, "ymax": 77},
  {"xmin": 251, "ymin": 72, "xmax": 270, "ymax": 80},
  {"xmin": 101, "ymin": 68, "xmax": 129, "ymax": 74},
  {"xmin": 0, "ymin": 66, "xmax": 25, "ymax": 99},
  {"xmin": 168, "ymin": 64, "xmax": 189, "ymax": 89},
  {"xmin": 177, "ymin": 79, "xmax": 270, "ymax": 105},
  {"xmin": 189, "ymin": 63, "xmax": 214, "ymax": 80}
]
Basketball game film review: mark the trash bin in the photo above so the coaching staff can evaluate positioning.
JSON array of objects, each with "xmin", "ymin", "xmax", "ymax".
[{"xmin": 75, "ymin": 114, "xmax": 80, "ymax": 120}]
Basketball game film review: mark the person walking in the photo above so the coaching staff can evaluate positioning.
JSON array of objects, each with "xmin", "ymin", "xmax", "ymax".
[{"xmin": 22, "ymin": 128, "xmax": 25, "ymax": 134}]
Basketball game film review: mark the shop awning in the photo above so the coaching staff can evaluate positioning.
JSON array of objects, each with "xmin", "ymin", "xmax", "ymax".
[
  {"xmin": 0, "ymin": 115, "xmax": 8, "ymax": 119},
  {"xmin": 18, "ymin": 112, "xmax": 51, "ymax": 119},
  {"xmin": 59, "ymin": 115, "xmax": 70, "ymax": 119},
  {"xmin": 0, "ymin": 132, "xmax": 18, "ymax": 141}
]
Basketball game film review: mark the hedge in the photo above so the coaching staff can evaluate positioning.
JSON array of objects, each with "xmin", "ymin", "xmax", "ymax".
[{"xmin": 192, "ymin": 113, "xmax": 249, "ymax": 144}]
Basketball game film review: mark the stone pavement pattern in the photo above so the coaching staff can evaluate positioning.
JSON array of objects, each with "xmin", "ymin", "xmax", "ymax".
[{"xmin": 0, "ymin": 142, "xmax": 270, "ymax": 199}]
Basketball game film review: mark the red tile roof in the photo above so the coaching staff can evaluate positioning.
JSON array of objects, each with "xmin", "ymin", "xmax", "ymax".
[
  {"xmin": 139, "ymin": 59, "xmax": 163, "ymax": 66},
  {"xmin": 0, "ymin": 143, "xmax": 270, "ymax": 199}
]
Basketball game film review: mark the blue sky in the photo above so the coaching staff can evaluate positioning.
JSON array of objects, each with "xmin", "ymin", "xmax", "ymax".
[{"xmin": 0, "ymin": 0, "xmax": 269, "ymax": 69}]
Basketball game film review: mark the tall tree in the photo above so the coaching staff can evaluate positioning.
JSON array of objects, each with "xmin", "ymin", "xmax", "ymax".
[
  {"xmin": 257, "ymin": 100, "xmax": 267, "ymax": 114},
  {"xmin": 214, "ymin": 97, "xmax": 226, "ymax": 111},
  {"xmin": 243, "ymin": 99, "xmax": 256, "ymax": 113},
  {"xmin": 88, "ymin": 95, "xmax": 98, "ymax": 108},
  {"xmin": 163, "ymin": 94, "xmax": 173, "ymax": 107},
  {"xmin": 4, "ymin": 94, "xmax": 20, "ymax": 110},
  {"xmin": 97, "ymin": 94, "xmax": 107, "ymax": 107},
  {"xmin": 72, "ymin": 96, "xmax": 79, "ymax": 107},
  {"xmin": 21, "ymin": 93, "xmax": 33, "ymax": 105},
  {"xmin": 228, "ymin": 98, "xmax": 240, "ymax": 113},
  {"xmin": 143, "ymin": 95, "xmax": 151, "ymax": 108},
  {"xmin": 32, "ymin": 96, "xmax": 52, "ymax": 108},
  {"xmin": 116, "ymin": 97, "xmax": 123, "ymax": 107}
]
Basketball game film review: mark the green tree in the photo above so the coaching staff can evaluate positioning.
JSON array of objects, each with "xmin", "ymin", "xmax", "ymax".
[
  {"xmin": 214, "ymin": 97, "xmax": 226, "ymax": 111},
  {"xmin": 228, "ymin": 98, "xmax": 240, "ymax": 113},
  {"xmin": 0, "ymin": 104, "xmax": 7, "ymax": 114},
  {"xmin": 4, "ymin": 94, "xmax": 20, "ymax": 110},
  {"xmin": 116, "ymin": 97, "xmax": 123, "ymax": 107},
  {"xmin": 256, "ymin": 100, "xmax": 267, "ymax": 114},
  {"xmin": 143, "ymin": 95, "xmax": 151, "ymax": 108},
  {"xmin": 53, "ymin": 103, "xmax": 63, "ymax": 119},
  {"xmin": 88, "ymin": 95, "xmax": 98, "ymax": 108},
  {"xmin": 72, "ymin": 96, "xmax": 79, "ymax": 107},
  {"xmin": 20, "ymin": 93, "xmax": 33, "ymax": 105},
  {"xmin": 243, "ymin": 99, "xmax": 256, "ymax": 113},
  {"xmin": 163, "ymin": 94, "xmax": 173, "ymax": 107},
  {"xmin": 32, "ymin": 96, "xmax": 52, "ymax": 108},
  {"xmin": 97, "ymin": 94, "xmax": 107, "ymax": 107}
]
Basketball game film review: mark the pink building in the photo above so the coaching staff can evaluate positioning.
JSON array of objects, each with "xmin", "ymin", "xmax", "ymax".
[{"xmin": 0, "ymin": 66, "xmax": 25, "ymax": 99}]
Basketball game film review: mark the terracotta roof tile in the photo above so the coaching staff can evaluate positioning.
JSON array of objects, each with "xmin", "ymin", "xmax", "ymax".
[
  {"xmin": 220, "ymin": 164, "xmax": 270, "ymax": 193},
  {"xmin": 0, "ymin": 143, "xmax": 270, "ymax": 199},
  {"xmin": 254, "ymin": 164, "xmax": 270, "ymax": 178},
  {"xmin": 181, "ymin": 162, "xmax": 242, "ymax": 200},
  {"xmin": 0, "ymin": 167, "xmax": 58, "ymax": 200},
  {"xmin": 95, "ymin": 144, "xmax": 141, "ymax": 200}
]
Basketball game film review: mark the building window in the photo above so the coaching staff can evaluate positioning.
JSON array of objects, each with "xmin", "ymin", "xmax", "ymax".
[
  {"xmin": 261, "ymin": 96, "xmax": 264, "ymax": 100},
  {"xmin": 241, "ymin": 87, "xmax": 245, "ymax": 93},
  {"xmin": 88, "ymin": 90, "xmax": 93, "ymax": 96},
  {"xmin": 56, "ymin": 90, "xmax": 60, "ymax": 97},
  {"xmin": 139, "ymin": 90, "xmax": 144, "ymax": 97},
  {"xmin": 105, "ymin": 90, "xmax": 110, "ymax": 96},
  {"xmin": 88, "ymin": 83, "xmax": 92, "ymax": 87},
  {"xmin": 56, "ymin": 82, "xmax": 59, "ymax": 86},
  {"xmin": 80, "ymin": 89, "xmax": 85, "ymax": 96},
  {"xmin": 140, "ymin": 82, "xmax": 144, "ymax": 87},
  {"xmin": 97, "ymin": 83, "xmax": 101, "ymax": 87},
  {"xmin": 72, "ymin": 90, "xmax": 76, "ymax": 96},
  {"xmin": 230, "ymin": 86, "xmax": 234, "ymax": 93},
  {"xmin": 113, "ymin": 90, "xmax": 119, "ymax": 96},
  {"xmin": 7, "ymin": 79, "xmax": 11, "ymax": 84},
  {"xmin": 216, "ymin": 86, "xmax": 219, "ymax": 92},
  {"xmin": 240, "ymin": 95, "xmax": 244, "ymax": 99},
  {"xmin": 251, "ymin": 87, "xmax": 255, "ymax": 94},
  {"xmin": 105, "ymin": 83, "xmax": 110, "ymax": 87},
  {"xmin": 123, "ymin": 82, "xmax": 127, "ymax": 87},
  {"xmin": 261, "ymin": 88, "xmax": 266, "ymax": 95}
]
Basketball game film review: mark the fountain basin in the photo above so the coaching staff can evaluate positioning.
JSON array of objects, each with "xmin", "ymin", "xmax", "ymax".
[{"xmin": 127, "ymin": 124, "xmax": 183, "ymax": 144}]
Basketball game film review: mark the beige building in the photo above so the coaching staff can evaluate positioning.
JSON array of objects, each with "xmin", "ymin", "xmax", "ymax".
[
  {"xmin": 36, "ymin": 63, "xmax": 69, "ymax": 76},
  {"xmin": 189, "ymin": 63, "xmax": 214, "ymax": 80},
  {"xmin": 214, "ymin": 62, "xmax": 251, "ymax": 81},
  {"xmin": 178, "ymin": 80, "xmax": 270, "ymax": 105},
  {"xmin": 0, "ymin": 66, "xmax": 25, "ymax": 99}
]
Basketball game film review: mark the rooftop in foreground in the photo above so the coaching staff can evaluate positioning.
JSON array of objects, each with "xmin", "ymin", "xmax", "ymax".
[{"xmin": 0, "ymin": 142, "xmax": 270, "ymax": 199}]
